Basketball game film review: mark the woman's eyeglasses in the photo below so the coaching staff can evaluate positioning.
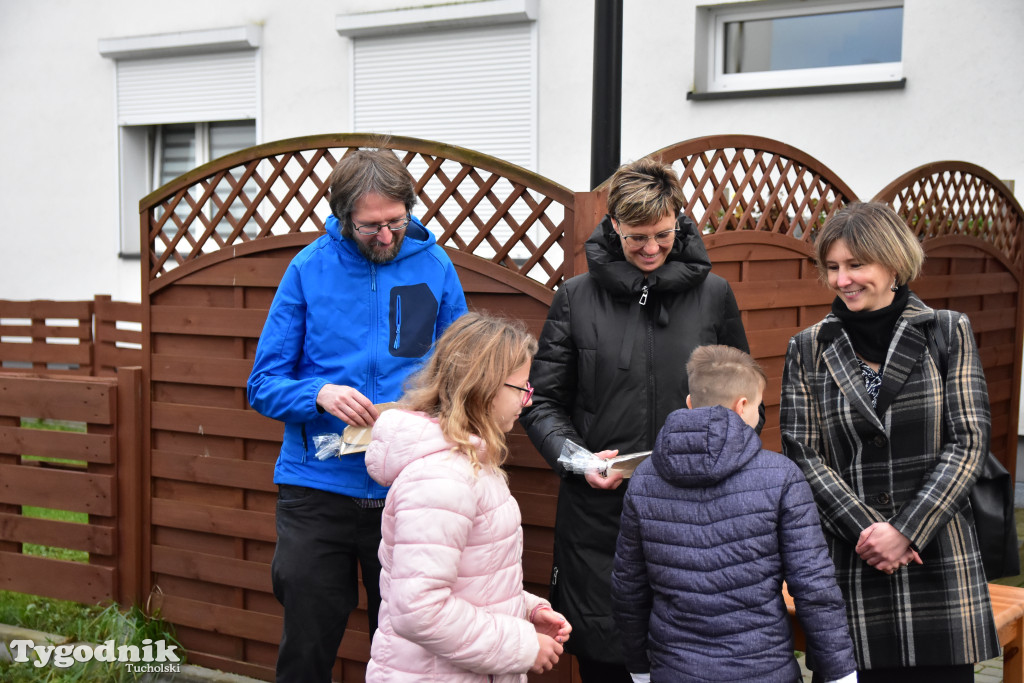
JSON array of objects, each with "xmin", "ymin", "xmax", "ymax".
[
  {"xmin": 617, "ymin": 227, "xmax": 678, "ymax": 249},
  {"xmin": 353, "ymin": 216, "xmax": 411, "ymax": 236},
  {"xmin": 504, "ymin": 381, "xmax": 534, "ymax": 406}
]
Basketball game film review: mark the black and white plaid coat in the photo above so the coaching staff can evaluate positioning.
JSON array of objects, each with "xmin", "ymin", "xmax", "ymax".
[{"xmin": 780, "ymin": 293, "xmax": 999, "ymax": 669}]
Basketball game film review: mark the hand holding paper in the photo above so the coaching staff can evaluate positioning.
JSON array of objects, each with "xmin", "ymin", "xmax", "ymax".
[
  {"xmin": 313, "ymin": 402, "xmax": 399, "ymax": 460},
  {"xmin": 557, "ymin": 440, "xmax": 651, "ymax": 479}
]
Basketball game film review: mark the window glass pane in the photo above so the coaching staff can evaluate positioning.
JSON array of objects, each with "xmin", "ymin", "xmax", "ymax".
[
  {"xmin": 724, "ymin": 7, "xmax": 902, "ymax": 74},
  {"xmin": 159, "ymin": 123, "xmax": 196, "ymax": 186},
  {"xmin": 209, "ymin": 120, "xmax": 256, "ymax": 160},
  {"xmin": 209, "ymin": 120, "xmax": 258, "ymax": 240}
]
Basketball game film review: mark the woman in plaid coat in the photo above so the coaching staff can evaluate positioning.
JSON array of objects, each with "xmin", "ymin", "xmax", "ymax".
[{"xmin": 780, "ymin": 203, "xmax": 999, "ymax": 682}]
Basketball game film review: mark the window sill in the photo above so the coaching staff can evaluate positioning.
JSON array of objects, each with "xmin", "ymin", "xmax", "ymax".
[{"xmin": 688, "ymin": 78, "xmax": 906, "ymax": 101}]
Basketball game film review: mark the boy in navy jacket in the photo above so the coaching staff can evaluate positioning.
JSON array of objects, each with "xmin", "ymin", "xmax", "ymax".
[{"xmin": 611, "ymin": 345, "xmax": 856, "ymax": 683}]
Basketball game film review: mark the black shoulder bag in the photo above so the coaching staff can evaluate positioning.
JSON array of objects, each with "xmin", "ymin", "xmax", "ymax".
[{"xmin": 927, "ymin": 313, "xmax": 1020, "ymax": 580}]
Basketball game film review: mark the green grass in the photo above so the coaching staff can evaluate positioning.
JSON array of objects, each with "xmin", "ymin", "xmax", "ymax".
[
  {"xmin": 16, "ymin": 419, "xmax": 89, "ymax": 562},
  {"xmin": 19, "ymin": 418, "xmax": 87, "ymax": 468},
  {"xmin": 20, "ymin": 506, "xmax": 88, "ymax": 563},
  {"xmin": 0, "ymin": 597, "xmax": 183, "ymax": 682}
]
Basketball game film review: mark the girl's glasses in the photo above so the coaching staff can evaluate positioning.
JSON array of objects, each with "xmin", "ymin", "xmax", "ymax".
[{"xmin": 504, "ymin": 381, "xmax": 534, "ymax": 406}]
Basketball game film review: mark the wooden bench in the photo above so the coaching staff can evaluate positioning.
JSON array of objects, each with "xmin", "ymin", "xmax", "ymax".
[{"xmin": 785, "ymin": 582, "xmax": 1024, "ymax": 682}]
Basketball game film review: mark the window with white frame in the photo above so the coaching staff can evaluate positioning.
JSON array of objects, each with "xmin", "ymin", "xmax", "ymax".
[
  {"xmin": 695, "ymin": 0, "xmax": 904, "ymax": 96},
  {"xmin": 154, "ymin": 121, "xmax": 256, "ymax": 189},
  {"xmin": 99, "ymin": 27, "xmax": 261, "ymax": 257}
]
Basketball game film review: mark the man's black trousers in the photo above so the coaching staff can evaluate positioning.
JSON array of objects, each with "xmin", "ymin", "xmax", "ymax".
[{"xmin": 272, "ymin": 485, "xmax": 383, "ymax": 683}]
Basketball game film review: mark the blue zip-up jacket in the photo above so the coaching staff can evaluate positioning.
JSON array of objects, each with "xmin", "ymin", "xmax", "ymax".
[{"xmin": 247, "ymin": 214, "xmax": 467, "ymax": 498}]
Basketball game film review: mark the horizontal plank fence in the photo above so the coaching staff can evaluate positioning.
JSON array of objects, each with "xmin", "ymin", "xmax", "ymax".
[
  {"xmin": 0, "ymin": 368, "xmax": 143, "ymax": 607},
  {"xmin": 0, "ymin": 134, "xmax": 1021, "ymax": 682},
  {"xmin": 0, "ymin": 296, "xmax": 142, "ymax": 376}
]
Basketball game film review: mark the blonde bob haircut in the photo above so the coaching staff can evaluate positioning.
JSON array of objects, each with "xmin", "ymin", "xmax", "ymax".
[
  {"xmin": 402, "ymin": 312, "xmax": 537, "ymax": 474},
  {"xmin": 686, "ymin": 345, "xmax": 766, "ymax": 410},
  {"xmin": 606, "ymin": 156, "xmax": 685, "ymax": 227},
  {"xmin": 814, "ymin": 202, "xmax": 924, "ymax": 287}
]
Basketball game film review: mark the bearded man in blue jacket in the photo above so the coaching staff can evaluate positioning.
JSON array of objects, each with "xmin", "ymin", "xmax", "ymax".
[{"xmin": 247, "ymin": 146, "xmax": 467, "ymax": 683}]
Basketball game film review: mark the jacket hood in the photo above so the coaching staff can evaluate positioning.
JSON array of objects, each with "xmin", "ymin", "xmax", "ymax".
[
  {"xmin": 324, "ymin": 213, "xmax": 437, "ymax": 263},
  {"xmin": 584, "ymin": 214, "xmax": 712, "ymax": 299},
  {"xmin": 366, "ymin": 409, "xmax": 481, "ymax": 487},
  {"xmin": 651, "ymin": 405, "xmax": 762, "ymax": 487}
]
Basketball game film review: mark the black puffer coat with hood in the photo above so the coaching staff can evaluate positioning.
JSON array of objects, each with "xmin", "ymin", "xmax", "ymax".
[{"xmin": 520, "ymin": 214, "xmax": 751, "ymax": 665}]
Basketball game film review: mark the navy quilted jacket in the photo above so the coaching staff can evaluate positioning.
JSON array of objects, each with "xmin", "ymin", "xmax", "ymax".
[{"xmin": 611, "ymin": 406, "xmax": 856, "ymax": 682}]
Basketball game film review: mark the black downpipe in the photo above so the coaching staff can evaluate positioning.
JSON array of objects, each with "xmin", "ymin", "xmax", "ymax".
[{"xmin": 590, "ymin": 0, "xmax": 623, "ymax": 190}]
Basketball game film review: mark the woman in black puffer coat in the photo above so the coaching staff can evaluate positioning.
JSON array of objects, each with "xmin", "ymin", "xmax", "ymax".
[{"xmin": 520, "ymin": 157, "xmax": 754, "ymax": 683}]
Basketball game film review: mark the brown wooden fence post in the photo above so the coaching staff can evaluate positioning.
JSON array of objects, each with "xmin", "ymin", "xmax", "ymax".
[
  {"xmin": 569, "ymin": 189, "xmax": 607, "ymax": 278},
  {"xmin": 116, "ymin": 366, "xmax": 144, "ymax": 607}
]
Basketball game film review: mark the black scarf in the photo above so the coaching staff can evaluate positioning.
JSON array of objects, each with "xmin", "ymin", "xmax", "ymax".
[{"xmin": 831, "ymin": 285, "xmax": 910, "ymax": 364}]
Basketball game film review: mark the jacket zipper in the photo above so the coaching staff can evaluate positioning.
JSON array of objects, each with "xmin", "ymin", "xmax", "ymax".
[
  {"xmin": 639, "ymin": 284, "xmax": 648, "ymax": 305},
  {"xmin": 370, "ymin": 264, "xmax": 378, "ymax": 403},
  {"xmin": 393, "ymin": 294, "xmax": 401, "ymax": 350},
  {"xmin": 646, "ymin": 300, "xmax": 656, "ymax": 444},
  {"xmin": 301, "ymin": 424, "xmax": 308, "ymax": 463}
]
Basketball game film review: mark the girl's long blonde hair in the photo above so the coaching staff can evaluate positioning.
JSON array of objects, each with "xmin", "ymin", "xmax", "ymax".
[{"xmin": 402, "ymin": 312, "xmax": 537, "ymax": 473}]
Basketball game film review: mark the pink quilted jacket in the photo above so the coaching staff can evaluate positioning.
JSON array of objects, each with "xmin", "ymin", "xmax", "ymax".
[{"xmin": 365, "ymin": 409, "xmax": 548, "ymax": 682}]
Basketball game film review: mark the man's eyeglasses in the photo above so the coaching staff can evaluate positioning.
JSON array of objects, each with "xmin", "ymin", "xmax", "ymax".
[
  {"xmin": 504, "ymin": 381, "xmax": 534, "ymax": 406},
  {"xmin": 617, "ymin": 227, "xmax": 678, "ymax": 249},
  {"xmin": 353, "ymin": 216, "xmax": 411, "ymax": 236}
]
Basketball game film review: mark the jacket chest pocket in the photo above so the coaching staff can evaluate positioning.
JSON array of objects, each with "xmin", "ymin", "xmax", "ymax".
[{"xmin": 389, "ymin": 284, "xmax": 439, "ymax": 358}]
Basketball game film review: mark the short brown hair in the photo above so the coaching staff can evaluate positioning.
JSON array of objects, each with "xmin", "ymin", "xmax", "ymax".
[
  {"xmin": 814, "ymin": 202, "xmax": 924, "ymax": 286},
  {"xmin": 606, "ymin": 157, "xmax": 684, "ymax": 226},
  {"xmin": 686, "ymin": 345, "xmax": 766, "ymax": 409},
  {"xmin": 327, "ymin": 146, "xmax": 416, "ymax": 236}
]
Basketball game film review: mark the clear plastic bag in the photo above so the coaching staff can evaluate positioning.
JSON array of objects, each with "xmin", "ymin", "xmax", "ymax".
[
  {"xmin": 313, "ymin": 433, "xmax": 343, "ymax": 460},
  {"xmin": 312, "ymin": 431, "xmax": 374, "ymax": 460},
  {"xmin": 312, "ymin": 402, "xmax": 401, "ymax": 460},
  {"xmin": 556, "ymin": 440, "xmax": 651, "ymax": 478}
]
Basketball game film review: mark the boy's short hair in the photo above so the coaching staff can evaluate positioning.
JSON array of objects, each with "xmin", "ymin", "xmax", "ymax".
[{"xmin": 686, "ymin": 345, "xmax": 766, "ymax": 409}]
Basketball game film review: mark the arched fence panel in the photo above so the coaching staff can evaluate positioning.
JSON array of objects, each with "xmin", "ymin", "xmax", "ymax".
[
  {"xmin": 875, "ymin": 163, "xmax": 1024, "ymax": 475},
  {"xmin": 874, "ymin": 161, "xmax": 1023, "ymax": 269},
  {"xmin": 138, "ymin": 136, "xmax": 576, "ymax": 681},
  {"xmin": 141, "ymin": 134, "xmax": 575, "ymax": 292},
  {"xmin": 650, "ymin": 134, "xmax": 859, "ymax": 241},
  {"xmin": 704, "ymin": 231, "xmax": 832, "ymax": 453}
]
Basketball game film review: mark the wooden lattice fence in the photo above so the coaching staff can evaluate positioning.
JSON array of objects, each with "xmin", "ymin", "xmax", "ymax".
[{"xmin": 874, "ymin": 161, "xmax": 1024, "ymax": 481}]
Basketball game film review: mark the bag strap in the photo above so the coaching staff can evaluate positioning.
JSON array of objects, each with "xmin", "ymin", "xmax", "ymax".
[{"xmin": 926, "ymin": 313, "xmax": 948, "ymax": 379}]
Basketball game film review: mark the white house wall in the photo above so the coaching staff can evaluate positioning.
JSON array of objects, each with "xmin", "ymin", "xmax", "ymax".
[
  {"xmin": 0, "ymin": 0, "xmax": 1020, "ymax": 298},
  {"xmin": 618, "ymin": 0, "xmax": 1024, "ymax": 204}
]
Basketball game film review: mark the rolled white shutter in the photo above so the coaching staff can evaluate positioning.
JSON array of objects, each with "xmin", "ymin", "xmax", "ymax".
[
  {"xmin": 115, "ymin": 51, "xmax": 258, "ymax": 126},
  {"xmin": 353, "ymin": 23, "xmax": 535, "ymax": 170}
]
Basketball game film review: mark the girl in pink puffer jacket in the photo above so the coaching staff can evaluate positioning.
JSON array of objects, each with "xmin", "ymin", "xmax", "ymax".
[{"xmin": 365, "ymin": 313, "xmax": 572, "ymax": 682}]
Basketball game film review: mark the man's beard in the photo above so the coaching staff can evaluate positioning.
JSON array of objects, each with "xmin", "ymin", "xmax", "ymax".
[{"xmin": 355, "ymin": 232, "xmax": 405, "ymax": 264}]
